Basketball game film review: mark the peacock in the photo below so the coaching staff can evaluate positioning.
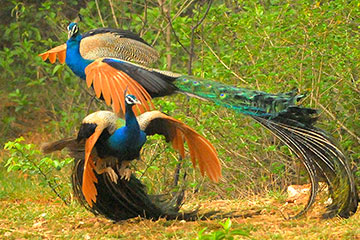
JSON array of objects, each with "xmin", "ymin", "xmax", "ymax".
[
  {"xmin": 39, "ymin": 22, "xmax": 160, "ymax": 115},
  {"xmin": 42, "ymin": 94, "xmax": 221, "ymax": 214},
  {"xmin": 39, "ymin": 22, "xmax": 358, "ymax": 218},
  {"xmin": 43, "ymin": 137, "xmax": 189, "ymax": 221},
  {"xmin": 42, "ymin": 140, "xmax": 223, "ymax": 222}
]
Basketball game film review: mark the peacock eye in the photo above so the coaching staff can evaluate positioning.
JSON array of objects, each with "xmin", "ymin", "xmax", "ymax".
[
  {"xmin": 219, "ymin": 93, "xmax": 227, "ymax": 99},
  {"xmin": 193, "ymin": 81, "xmax": 200, "ymax": 86}
]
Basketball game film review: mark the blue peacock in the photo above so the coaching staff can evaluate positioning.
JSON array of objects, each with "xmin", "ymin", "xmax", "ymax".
[
  {"xmin": 40, "ymin": 22, "xmax": 358, "ymax": 218},
  {"xmin": 42, "ymin": 94, "xmax": 221, "ymax": 220}
]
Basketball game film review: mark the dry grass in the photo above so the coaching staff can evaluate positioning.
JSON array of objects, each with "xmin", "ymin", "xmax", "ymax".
[
  {"xmin": 0, "ymin": 170, "xmax": 359, "ymax": 240},
  {"xmin": 1, "ymin": 123, "xmax": 359, "ymax": 239}
]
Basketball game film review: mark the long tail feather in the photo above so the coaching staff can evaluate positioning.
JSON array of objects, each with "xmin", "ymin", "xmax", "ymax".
[
  {"xmin": 253, "ymin": 116, "xmax": 358, "ymax": 218},
  {"xmin": 167, "ymin": 75, "xmax": 358, "ymax": 218},
  {"xmin": 144, "ymin": 70, "xmax": 358, "ymax": 217},
  {"xmin": 72, "ymin": 156, "xmax": 212, "ymax": 221},
  {"xmin": 40, "ymin": 137, "xmax": 76, "ymax": 153},
  {"xmin": 72, "ymin": 157, "xmax": 242, "ymax": 221}
]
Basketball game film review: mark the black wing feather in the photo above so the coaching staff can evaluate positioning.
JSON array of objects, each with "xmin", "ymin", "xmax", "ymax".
[{"xmin": 104, "ymin": 59, "xmax": 178, "ymax": 97}]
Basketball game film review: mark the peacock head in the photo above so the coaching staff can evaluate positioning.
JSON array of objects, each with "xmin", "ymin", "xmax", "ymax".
[
  {"xmin": 67, "ymin": 22, "xmax": 79, "ymax": 39},
  {"xmin": 125, "ymin": 94, "xmax": 141, "ymax": 106}
]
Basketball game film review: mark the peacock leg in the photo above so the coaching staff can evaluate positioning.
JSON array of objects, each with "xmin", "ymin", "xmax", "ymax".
[
  {"xmin": 94, "ymin": 158, "xmax": 119, "ymax": 183},
  {"xmin": 118, "ymin": 160, "xmax": 132, "ymax": 181}
]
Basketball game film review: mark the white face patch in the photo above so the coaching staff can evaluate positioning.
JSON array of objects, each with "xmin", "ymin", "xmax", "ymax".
[
  {"xmin": 125, "ymin": 95, "xmax": 137, "ymax": 105},
  {"xmin": 68, "ymin": 24, "xmax": 78, "ymax": 38}
]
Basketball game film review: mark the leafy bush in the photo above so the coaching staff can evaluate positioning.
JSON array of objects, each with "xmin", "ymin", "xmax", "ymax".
[{"xmin": 4, "ymin": 137, "xmax": 73, "ymax": 204}]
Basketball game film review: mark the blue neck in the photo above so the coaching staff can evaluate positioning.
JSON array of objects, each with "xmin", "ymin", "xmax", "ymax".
[
  {"xmin": 107, "ymin": 104, "xmax": 145, "ymax": 152},
  {"xmin": 125, "ymin": 104, "xmax": 139, "ymax": 129},
  {"xmin": 65, "ymin": 34, "xmax": 93, "ymax": 79}
]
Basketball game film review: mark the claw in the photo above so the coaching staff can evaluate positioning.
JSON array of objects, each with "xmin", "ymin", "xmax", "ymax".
[
  {"xmin": 105, "ymin": 167, "xmax": 119, "ymax": 183},
  {"xmin": 94, "ymin": 159, "xmax": 119, "ymax": 184},
  {"xmin": 119, "ymin": 168, "xmax": 132, "ymax": 181},
  {"xmin": 117, "ymin": 160, "xmax": 132, "ymax": 181}
]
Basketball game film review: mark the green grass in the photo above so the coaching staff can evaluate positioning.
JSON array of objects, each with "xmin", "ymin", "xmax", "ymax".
[{"xmin": 0, "ymin": 166, "xmax": 359, "ymax": 239}]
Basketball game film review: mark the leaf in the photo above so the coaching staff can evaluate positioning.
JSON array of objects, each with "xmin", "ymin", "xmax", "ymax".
[
  {"xmin": 52, "ymin": 64, "xmax": 63, "ymax": 75},
  {"xmin": 219, "ymin": 218, "xmax": 232, "ymax": 231},
  {"xmin": 230, "ymin": 229, "xmax": 250, "ymax": 237},
  {"xmin": 213, "ymin": 231, "xmax": 225, "ymax": 240},
  {"xmin": 197, "ymin": 227, "xmax": 208, "ymax": 239}
]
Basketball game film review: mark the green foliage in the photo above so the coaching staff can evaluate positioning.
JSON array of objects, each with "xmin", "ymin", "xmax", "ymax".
[
  {"xmin": 196, "ymin": 219, "xmax": 250, "ymax": 240},
  {"xmin": 4, "ymin": 137, "xmax": 73, "ymax": 204},
  {"xmin": 0, "ymin": 0, "xmax": 89, "ymax": 145},
  {"xmin": 8, "ymin": 89, "xmax": 32, "ymax": 113},
  {"xmin": 0, "ymin": 0, "xmax": 359, "ymax": 201}
]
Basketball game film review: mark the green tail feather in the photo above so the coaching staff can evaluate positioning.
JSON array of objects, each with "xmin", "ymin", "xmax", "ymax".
[
  {"xmin": 172, "ymin": 75, "xmax": 358, "ymax": 218},
  {"xmin": 174, "ymin": 76, "xmax": 317, "ymax": 126},
  {"xmin": 98, "ymin": 61, "xmax": 358, "ymax": 218}
]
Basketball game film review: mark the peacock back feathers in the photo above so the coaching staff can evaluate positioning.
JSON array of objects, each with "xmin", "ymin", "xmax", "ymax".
[{"xmin": 80, "ymin": 28, "xmax": 159, "ymax": 66}]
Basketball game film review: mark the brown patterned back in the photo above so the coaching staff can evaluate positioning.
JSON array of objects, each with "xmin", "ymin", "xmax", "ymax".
[{"xmin": 80, "ymin": 32, "xmax": 159, "ymax": 66}]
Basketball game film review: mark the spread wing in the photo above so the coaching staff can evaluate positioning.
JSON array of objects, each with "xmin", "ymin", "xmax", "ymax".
[
  {"xmin": 137, "ymin": 111, "xmax": 222, "ymax": 182},
  {"xmin": 85, "ymin": 57, "xmax": 181, "ymax": 115},
  {"xmin": 84, "ymin": 58, "xmax": 155, "ymax": 116},
  {"xmin": 38, "ymin": 50, "xmax": 156, "ymax": 116},
  {"xmin": 84, "ymin": 57, "xmax": 180, "ymax": 115}
]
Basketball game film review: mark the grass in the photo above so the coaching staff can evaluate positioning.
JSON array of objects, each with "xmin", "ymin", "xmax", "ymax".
[{"xmin": 0, "ymin": 166, "xmax": 359, "ymax": 239}]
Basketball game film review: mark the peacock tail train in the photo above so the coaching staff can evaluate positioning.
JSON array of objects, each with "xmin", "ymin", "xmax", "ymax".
[
  {"xmin": 72, "ymin": 154, "xmax": 190, "ymax": 221},
  {"xmin": 252, "ymin": 117, "xmax": 357, "ymax": 218},
  {"xmin": 142, "ymin": 72, "xmax": 358, "ymax": 218}
]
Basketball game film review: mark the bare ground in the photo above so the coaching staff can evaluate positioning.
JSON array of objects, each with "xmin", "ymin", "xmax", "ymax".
[{"xmin": 0, "ymin": 183, "xmax": 359, "ymax": 240}]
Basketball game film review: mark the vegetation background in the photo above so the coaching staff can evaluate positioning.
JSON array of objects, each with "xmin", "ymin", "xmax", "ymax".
[{"xmin": 0, "ymin": 0, "xmax": 359, "ymax": 239}]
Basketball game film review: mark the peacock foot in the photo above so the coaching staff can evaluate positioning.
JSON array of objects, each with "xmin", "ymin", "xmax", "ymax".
[
  {"xmin": 104, "ymin": 167, "xmax": 119, "ymax": 184},
  {"xmin": 118, "ymin": 167, "xmax": 132, "ymax": 181}
]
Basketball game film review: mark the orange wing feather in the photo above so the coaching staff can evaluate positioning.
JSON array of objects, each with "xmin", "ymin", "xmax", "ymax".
[
  {"xmin": 161, "ymin": 114, "xmax": 221, "ymax": 182},
  {"xmin": 172, "ymin": 128, "xmax": 185, "ymax": 159},
  {"xmin": 82, "ymin": 155, "xmax": 98, "ymax": 207},
  {"xmin": 83, "ymin": 128, "xmax": 102, "ymax": 207},
  {"xmin": 85, "ymin": 59, "xmax": 154, "ymax": 116},
  {"xmin": 38, "ymin": 44, "xmax": 67, "ymax": 64}
]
